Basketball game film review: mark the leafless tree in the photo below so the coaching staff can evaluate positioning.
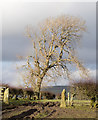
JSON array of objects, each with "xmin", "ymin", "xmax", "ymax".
[
  {"xmin": 71, "ymin": 79, "xmax": 97, "ymax": 100},
  {"xmin": 21, "ymin": 15, "xmax": 88, "ymax": 99}
]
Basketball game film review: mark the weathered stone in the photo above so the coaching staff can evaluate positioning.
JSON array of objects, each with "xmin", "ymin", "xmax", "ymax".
[
  {"xmin": 70, "ymin": 94, "xmax": 74, "ymax": 106},
  {"xmin": 0, "ymin": 88, "xmax": 3, "ymax": 101},
  {"xmin": 4, "ymin": 88, "xmax": 9, "ymax": 104},
  {"xmin": 60, "ymin": 89, "xmax": 66, "ymax": 108},
  {"xmin": 67, "ymin": 92, "xmax": 70, "ymax": 106}
]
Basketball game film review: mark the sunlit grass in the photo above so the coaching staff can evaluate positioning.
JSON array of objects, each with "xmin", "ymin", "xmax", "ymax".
[{"xmin": 8, "ymin": 99, "xmax": 91, "ymax": 106}]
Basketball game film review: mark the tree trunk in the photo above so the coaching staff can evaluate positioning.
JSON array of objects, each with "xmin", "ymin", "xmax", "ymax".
[
  {"xmin": 36, "ymin": 78, "xmax": 42, "ymax": 100},
  {"xmin": 37, "ymin": 87, "xmax": 40, "ymax": 100}
]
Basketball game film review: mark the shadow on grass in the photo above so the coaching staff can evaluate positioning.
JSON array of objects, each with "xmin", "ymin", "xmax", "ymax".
[{"xmin": 7, "ymin": 108, "xmax": 37, "ymax": 119}]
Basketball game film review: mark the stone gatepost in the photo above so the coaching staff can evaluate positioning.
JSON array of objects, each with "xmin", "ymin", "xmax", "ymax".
[
  {"xmin": 3, "ymin": 88, "xmax": 9, "ymax": 104},
  {"xmin": 67, "ymin": 92, "xmax": 70, "ymax": 106},
  {"xmin": 60, "ymin": 89, "xmax": 66, "ymax": 108},
  {"xmin": 70, "ymin": 94, "xmax": 74, "ymax": 106},
  {"xmin": 0, "ymin": 88, "xmax": 4, "ymax": 101},
  {"xmin": 0, "ymin": 87, "xmax": 9, "ymax": 104}
]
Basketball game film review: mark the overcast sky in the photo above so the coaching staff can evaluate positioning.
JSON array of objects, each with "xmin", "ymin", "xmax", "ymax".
[
  {"xmin": 1, "ymin": 1, "xmax": 97, "ymax": 86},
  {"xmin": 2, "ymin": 2, "xmax": 96, "ymax": 63}
]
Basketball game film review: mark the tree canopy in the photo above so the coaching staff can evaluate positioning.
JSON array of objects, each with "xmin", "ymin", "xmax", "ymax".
[
  {"xmin": 71, "ymin": 80, "xmax": 97, "ymax": 100},
  {"xmin": 21, "ymin": 15, "xmax": 88, "ymax": 99}
]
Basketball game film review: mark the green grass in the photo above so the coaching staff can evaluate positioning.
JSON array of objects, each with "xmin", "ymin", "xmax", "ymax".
[
  {"xmin": 9, "ymin": 99, "xmax": 61, "ymax": 104},
  {"xmin": 3, "ymin": 99, "xmax": 96, "ymax": 119},
  {"xmin": 73, "ymin": 100, "xmax": 90, "ymax": 106},
  {"xmin": 74, "ymin": 100, "xmax": 90, "ymax": 103},
  {"xmin": 9, "ymin": 99, "xmax": 31, "ymax": 105},
  {"xmin": 31, "ymin": 99, "xmax": 61, "ymax": 102},
  {"xmin": 8, "ymin": 99, "xmax": 91, "ymax": 106}
]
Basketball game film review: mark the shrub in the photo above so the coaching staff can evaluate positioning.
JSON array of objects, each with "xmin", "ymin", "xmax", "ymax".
[{"xmin": 41, "ymin": 91, "xmax": 55, "ymax": 99}]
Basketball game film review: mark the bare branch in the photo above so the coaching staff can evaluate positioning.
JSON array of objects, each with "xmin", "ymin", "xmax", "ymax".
[{"xmin": 20, "ymin": 15, "xmax": 88, "ymax": 99}]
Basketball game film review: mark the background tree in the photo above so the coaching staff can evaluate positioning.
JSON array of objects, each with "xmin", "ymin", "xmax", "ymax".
[
  {"xmin": 9, "ymin": 87, "xmax": 23, "ymax": 100},
  {"xmin": 23, "ymin": 88, "xmax": 34, "ymax": 100},
  {"xmin": 41, "ymin": 91, "xmax": 55, "ymax": 100},
  {"xmin": 71, "ymin": 79, "xmax": 97, "ymax": 100},
  {"xmin": 56, "ymin": 93, "xmax": 61, "ymax": 100},
  {"xmin": 21, "ymin": 15, "xmax": 88, "ymax": 99}
]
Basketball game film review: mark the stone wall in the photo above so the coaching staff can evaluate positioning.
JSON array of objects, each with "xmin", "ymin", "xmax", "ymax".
[{"xmin": 0, "ymin": 87, "xmax": 9, "ymax": 104}]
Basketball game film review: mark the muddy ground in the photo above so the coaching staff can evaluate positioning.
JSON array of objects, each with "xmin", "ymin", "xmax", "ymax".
[{"xmin": 1, "ymin": 101, "xmax": 97, "ymax": 120}]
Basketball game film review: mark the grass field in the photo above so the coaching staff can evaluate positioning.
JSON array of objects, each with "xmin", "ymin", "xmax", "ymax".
[
  {"xmin": 8, "ymin": 99, "xmax": 91, "ymax": 105},
  {"xmin": 1, "ymin": 99, "xmax": 97, "ymax": 119}
]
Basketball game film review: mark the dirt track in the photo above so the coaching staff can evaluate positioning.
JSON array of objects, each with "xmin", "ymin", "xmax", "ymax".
[{"xmin": 2, "ymin": 102, "xmax": 97, "ymax": 119}]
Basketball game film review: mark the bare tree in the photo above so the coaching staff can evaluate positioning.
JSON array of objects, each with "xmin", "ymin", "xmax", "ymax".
[
  {"xmin": 21, "ymin": 15, "xmax": 88, "ymax": 99},
  {"xmin": 71, "ymin": 79, "xmax": 97, "ymax": 100}
]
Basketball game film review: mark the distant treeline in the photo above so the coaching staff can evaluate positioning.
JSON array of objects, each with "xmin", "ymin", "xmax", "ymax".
[
  {"xmin": 0, "ymin": 84, "xmax": 56, "ymax": 100},
  {"xmin": 70, "ymin": 79, "xmax": 97, "ymax": 100},
  {"xmin": 0, "ymin": 79, "xmax": 97, "ymax": 100}
]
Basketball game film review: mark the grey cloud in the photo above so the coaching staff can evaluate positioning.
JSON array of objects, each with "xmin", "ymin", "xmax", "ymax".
[
  {"xmin": 78, "ymin": 48, "xmax": 96, "ymax": 64},
  {"xmin": 2, "ymin": 2, "xmax": 96, "ymax": 65},
  {"xmin": 2, "ymin": 34, "xmax": 32, "ymax": 61}
]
